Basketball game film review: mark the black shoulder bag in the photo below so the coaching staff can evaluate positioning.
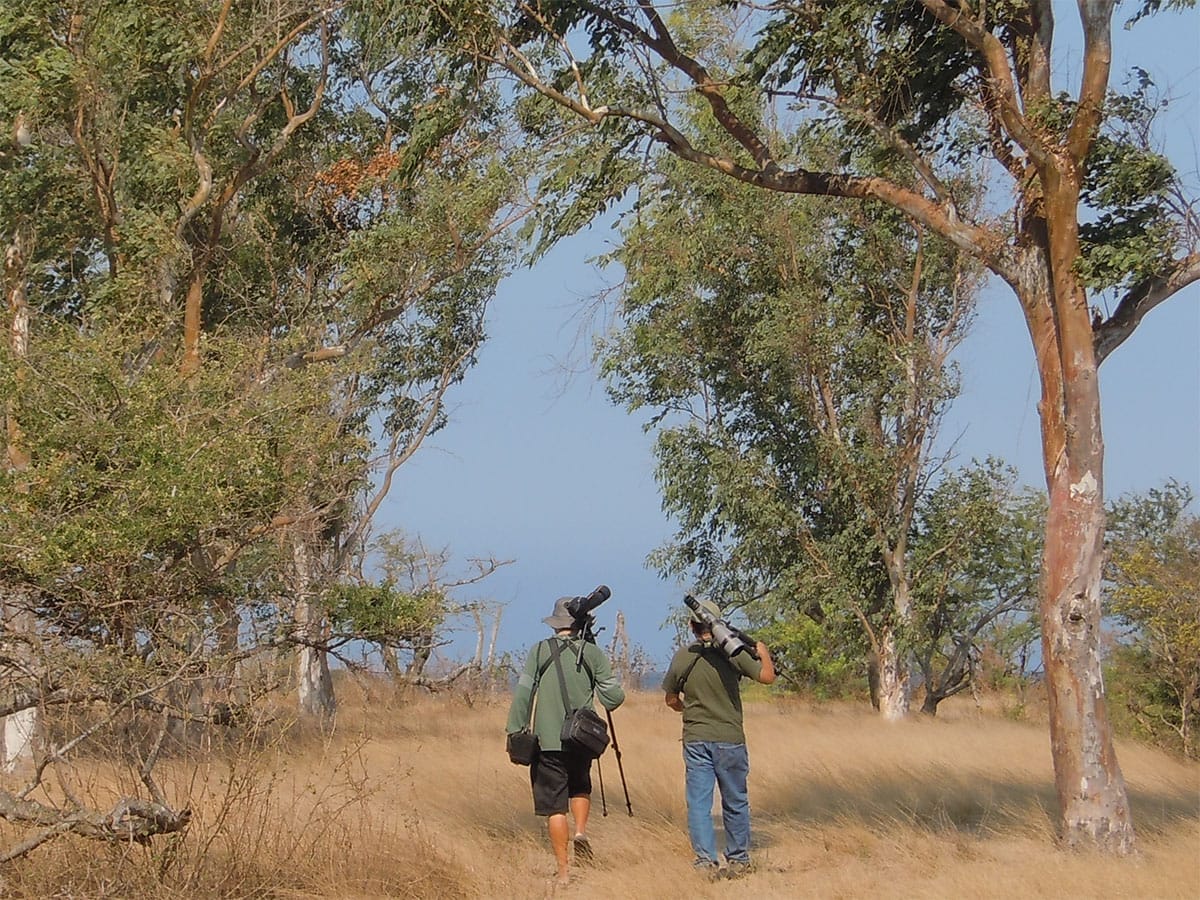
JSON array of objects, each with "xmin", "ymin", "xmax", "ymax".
[{"xmin": 550, "ymin": 639, "xmax": 610, "ymax": 759}]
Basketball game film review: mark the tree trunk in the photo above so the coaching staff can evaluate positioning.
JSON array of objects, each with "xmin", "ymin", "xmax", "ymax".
[
  {"xmin": 486, "ymin": 607, "xmax": 501, "ymax": 670},
  {"xmin": 471, "ymin": 606, "xmax": 485, "ymax": 667},
  {"xmin": 611, "ymin": 611, "xmax": 630, "ymax": 685},
  {"xmin": 381, "ymin": 645, "xmax": 402, "ymax": 678},
  {"xmin": 920, "ymin": 692, "xmax": 940, "ymax": 716},
  {"xmin": 292, "ymin": 538, "xmax": 335, "ymax": 723},
  {"xmin": 3, "ymin": 237, "xmax": 38, "ymax": 773},
  {"xmin": 875, "ymin": 570, "xmax": 914, "ymax": 720},
  {"xmin": 405, "ymin": 635, "xmax": 432, "ymax": 678},
  {"xmin": 1, "ymin": 595, "xmax": 38, "ymax": 773},
  {"xmin": 296, "ymin": 610, "xmax": 334, "ymax": 721},
  {"xmin": 1039, "ymin": 405, "xmax": 1134, "ymax": 852},
  {"xmin": 1024, "ymin": 174, "xmax": 1135, "ymax": 851},
  {"xmin": 166, "ymin": 633, "xmax": 207, "ymax": 749},
  {"xmin": 867, "ymin": 651, "xmax": 881, "ymax": 710},
  {"xmin": 875, "ymin": 624, "xmax": 910, "ymax": 721},
  {"xmin": 2, "ymin": 705, "xmax": 37, "ymax": 774},
  {"xmin": 212, "ymin": 593, "xmax": 240, "ymax": 705}
]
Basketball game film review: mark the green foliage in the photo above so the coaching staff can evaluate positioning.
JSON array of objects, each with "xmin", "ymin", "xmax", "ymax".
[
  {"xmin": 327, "ymin": 582, "xmax": 445, "ymax": 646},
  {"xmin": 1103, "ymin": 481, "xmax": 1200, "ymax": 756},
  {"xmin": 1077, "ymin": 72, "xmax": 1179, "ymax": 292},
  {"xmin": 908, "ymin": 460, "xmax": 1044, "ymax": 708},
  {"xmin": 0, "ymin": 320, "xmax": 347, "ymax": 640},
  {"xmin": 743, "ymin": 1, "xmax": 1188, "ymax": 305},
  {"xmin": 747, "ymin": 0, "xmax": 985, "ymax": 151},
  {"xmin": 0, "ymin": 1, "xmax": 522, "ymax": 741},
  {"xmin": 483, "ymin": 0, "xmax": 1195, "ymax": 334},
  {"xmin": 755, "ymin": 615, "xmax": 862, "ymax": 700}
]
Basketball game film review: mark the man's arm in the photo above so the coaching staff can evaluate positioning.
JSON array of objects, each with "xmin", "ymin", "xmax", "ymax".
[
  {"xmin": 589, "ymin": 644, "xmax": 626, "ymax": 711},
  {"xmin": 755, "ymin": 642, "xmax": 776, "ymax": 685},
  {"xmin": 505, "ymin": 643, "xmax": 541, "ymax": 733},
  {"xmin": 664, "ymin": 691, "xmax": 684, "ymax": 712}
]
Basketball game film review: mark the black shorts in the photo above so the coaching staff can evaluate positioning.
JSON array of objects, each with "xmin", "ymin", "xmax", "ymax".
[{"xmin": 530, "ymin": 749, "xmax": 593, "ymax": 816}]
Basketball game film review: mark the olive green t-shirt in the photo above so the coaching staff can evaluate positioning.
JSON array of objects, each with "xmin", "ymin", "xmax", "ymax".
[{"xmin": 662, "ymin": 642, "xmax": 763, "ymax": 744}]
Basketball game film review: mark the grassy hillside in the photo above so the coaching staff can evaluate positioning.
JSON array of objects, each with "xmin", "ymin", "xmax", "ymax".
[{"xmin": 1, "ymin": 686, "xmax": 1196, "ymax": 898}]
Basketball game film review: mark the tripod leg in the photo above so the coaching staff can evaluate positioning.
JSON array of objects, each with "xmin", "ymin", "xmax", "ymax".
[
  {"xmin": 604, "ymin": 708, "xmax": 633, "ymax": 816},
  {"xmin": 595, "ymin": 756, "xmax": 608, "ymax": 816}
]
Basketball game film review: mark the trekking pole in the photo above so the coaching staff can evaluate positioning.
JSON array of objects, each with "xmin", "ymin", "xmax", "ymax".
[{"xmin": 605, "ymin": 708, "xmax": 633, "ymax": 816}]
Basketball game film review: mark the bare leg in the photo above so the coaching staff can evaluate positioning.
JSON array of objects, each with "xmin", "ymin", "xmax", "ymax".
[
  {"xmin": 571, "ymin": 795, "xmax": 590, "ymax": 837},
  {"xmin": 570, "ymin": 795, "xmax": 594, "ymax": 863},
  {"xmin": 548, "ymin": 813, "xmax": 570, "ymax": 884}
]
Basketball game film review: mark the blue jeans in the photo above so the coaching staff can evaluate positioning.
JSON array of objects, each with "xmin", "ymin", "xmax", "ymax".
[{"xmin": 683, "ymin": 741, "xmax": 751, "ymax": 864}]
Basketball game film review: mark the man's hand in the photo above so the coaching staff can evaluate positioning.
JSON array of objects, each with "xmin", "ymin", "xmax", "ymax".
[{"xmin": 665, "ymin": 691, "xmax": 684, "ymax": 712}]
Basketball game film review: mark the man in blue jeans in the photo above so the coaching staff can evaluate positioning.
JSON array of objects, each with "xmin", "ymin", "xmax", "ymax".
[{"xmin": 662, "ymin": 598, "xmax": 775, "ymax": 880}]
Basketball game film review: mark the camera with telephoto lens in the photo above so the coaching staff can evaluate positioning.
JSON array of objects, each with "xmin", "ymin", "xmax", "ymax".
[
  {"xmin": 566, "ymin": 585, "xmax": 611, "ymax": 624},
  {"xmin": 684, "ymin": 595, "xmax": 759, "ymax": 661}
]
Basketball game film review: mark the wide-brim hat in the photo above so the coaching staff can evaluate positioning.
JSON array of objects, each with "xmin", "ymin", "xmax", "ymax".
[
  {"xmin": 689, "ymin": 597, "xmax": 723, "ymax": 624},
  {"xmin": 543, "ymin": 596, "xmax": 577, "ymax": 629}
]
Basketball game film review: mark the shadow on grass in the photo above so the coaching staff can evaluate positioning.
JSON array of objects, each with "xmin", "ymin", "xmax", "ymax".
[{"xmin": 758, "ymin": 770, "xmax": 1198, "ymax": 837}]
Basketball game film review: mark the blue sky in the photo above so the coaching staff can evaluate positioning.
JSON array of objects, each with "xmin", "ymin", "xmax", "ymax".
[{"xmin": 379, "ymin": 5, "xmax": 1200, "ymax": 669}]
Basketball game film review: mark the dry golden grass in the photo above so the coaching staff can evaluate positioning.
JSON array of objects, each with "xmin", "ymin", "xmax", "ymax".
[{"xmin": 1, "ymin": 684, "xmax": 1196, "ymax": 899}]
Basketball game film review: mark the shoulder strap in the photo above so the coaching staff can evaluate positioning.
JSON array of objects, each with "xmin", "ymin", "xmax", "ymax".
[
  {"xmin": 532, "ymin": 641, "xmax": 544, "ymax": 687},
  {"xmin": 678, "ymin": 645, "xmax": 709, "ymax": 689},
  {"xmin": 539, "ymin": 639, "xmax": 594, "ymax": 685}
]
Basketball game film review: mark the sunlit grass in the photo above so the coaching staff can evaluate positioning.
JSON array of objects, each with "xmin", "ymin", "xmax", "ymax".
[{"xmin": 0, "ymin": 684, "xmax": 1195, "ymax": 898}]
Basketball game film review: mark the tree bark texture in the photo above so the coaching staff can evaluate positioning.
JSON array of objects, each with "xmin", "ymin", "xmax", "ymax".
[{"xmin": 875, "ymin": 624, "xmax": 911, "ymax": 721}]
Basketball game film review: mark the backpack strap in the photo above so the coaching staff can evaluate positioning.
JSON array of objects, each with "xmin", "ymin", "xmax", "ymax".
[{"xmin": 549, "ymin": 638, "xmax": 577, "ymax": 714}]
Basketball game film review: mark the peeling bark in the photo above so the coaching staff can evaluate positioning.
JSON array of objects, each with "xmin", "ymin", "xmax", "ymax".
[{"xmin": 875, "ymin": 624, "xmax": 911, "ymax": 721}]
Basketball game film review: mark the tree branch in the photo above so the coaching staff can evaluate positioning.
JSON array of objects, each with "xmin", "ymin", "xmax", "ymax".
[
  {"xmin": 1094, "ymin": 252, "xmax": 1200, "ymax": 364},
  {"xmin": 919, "ymin": 0, "xmax": 1052, "ymax": 168}
]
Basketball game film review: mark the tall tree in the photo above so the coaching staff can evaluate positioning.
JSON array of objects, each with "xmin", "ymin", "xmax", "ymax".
[
  {"xmin": 601, "ymin": 122, "xmax": 982, "ymax": 719},
  {"xmin": 0, "ymin": 0, "xmax": 520, "ymax": 740},
  {"xmin": 0, "ymin": 0, "xmax": 523, "ymax": 854},
  {"xmin": 446, "ymin": 0, "xmax": 1199, "ymax": 851},
  {"xmin": 2, "ymin": 226, "xmax": 36, "ymax": 772}
]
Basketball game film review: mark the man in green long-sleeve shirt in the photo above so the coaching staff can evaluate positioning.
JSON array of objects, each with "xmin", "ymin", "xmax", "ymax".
[{"xmin": 507, "ymin": 596, "xmax": 625, "ymax": 887}]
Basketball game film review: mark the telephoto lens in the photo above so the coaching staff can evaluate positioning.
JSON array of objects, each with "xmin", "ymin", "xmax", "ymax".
[
  {"xmin": 567, "ymin": 584, "xmax": 611, "ymax": 619},
  {"xmin": 710, "ymin": 620, "xmax": 753, "ymax": 659}
]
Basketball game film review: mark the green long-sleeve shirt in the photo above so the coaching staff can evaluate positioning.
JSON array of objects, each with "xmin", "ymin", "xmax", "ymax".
[{"xmin": 506, "ymin": 635, "xmax": 625, "ymax": 751}]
